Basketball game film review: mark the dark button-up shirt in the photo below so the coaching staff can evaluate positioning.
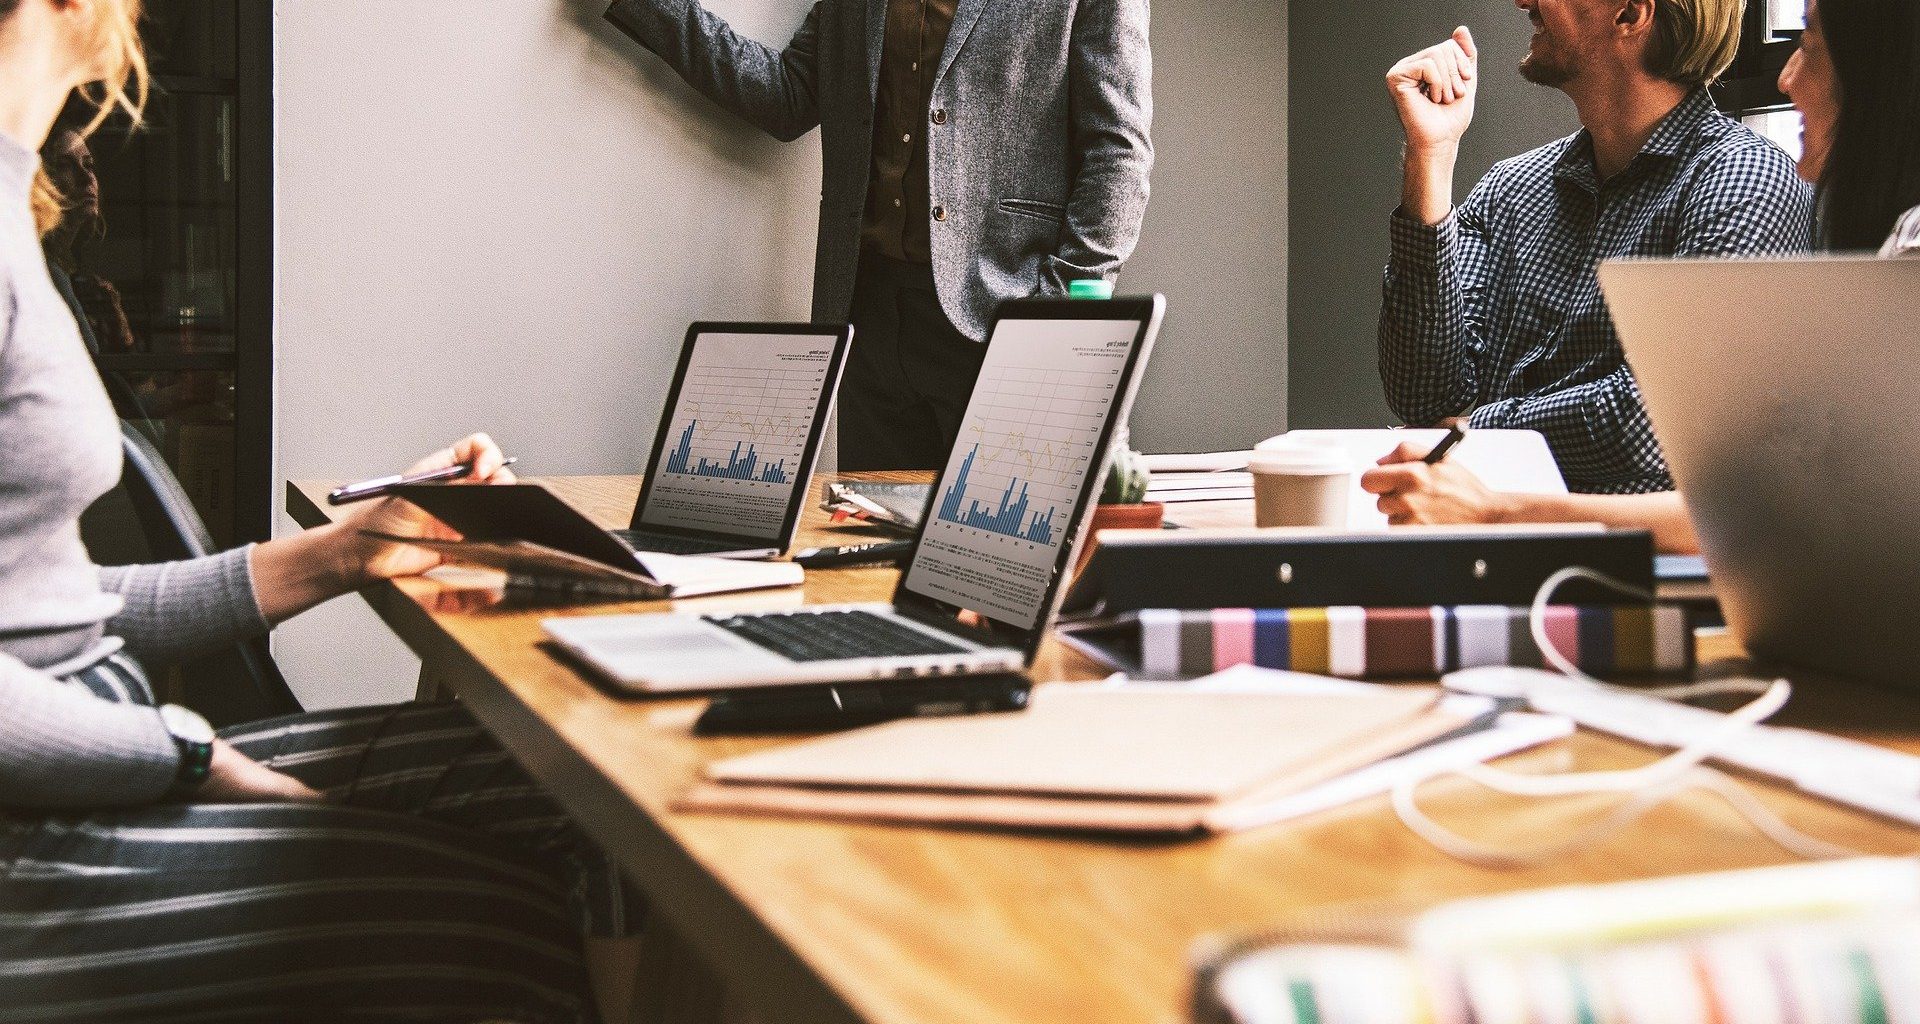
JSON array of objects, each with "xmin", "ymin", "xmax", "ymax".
[
  {"xmin": 862, "ymin": 0, "xmax": 957, "ymax": 265},
  {"xmin": 1379, "ymin": 89, "xmax": 1815, "ymax": 494}
]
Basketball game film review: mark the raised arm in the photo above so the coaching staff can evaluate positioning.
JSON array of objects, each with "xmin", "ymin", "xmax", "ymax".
[
  {"xmin": 1379, "ymin": 171, "xmax": 1500, "ymax": 426},
  {"xmin": 1043, "ymin": 0, "xmax": 1154, "ymax": 290},
  {"xmin": 1378, "ymin": 28, "xmax": 1498, "ymax": 426},
  {"xmin": 605, "ymin": 0, "xmax": 824, "ymax": 142}
]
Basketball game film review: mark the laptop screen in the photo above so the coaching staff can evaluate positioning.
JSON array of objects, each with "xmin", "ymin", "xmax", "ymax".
[
  {"xmin": 635, "ymin": 326, "xmax": 849, "ymax": 543},
  {"xmin": 899, "ymin": 300, "xmax": 1161, "ymax": 637}
]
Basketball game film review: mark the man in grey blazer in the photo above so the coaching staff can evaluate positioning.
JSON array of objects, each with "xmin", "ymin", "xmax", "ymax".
[{"xmin": 605, "ymin": 0, "xmax": 1153, "ymax": 469}]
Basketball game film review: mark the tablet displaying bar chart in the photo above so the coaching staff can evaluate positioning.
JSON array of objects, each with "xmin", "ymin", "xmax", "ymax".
[
  {"xmin": 904, "ymin": 316, "xmax": 1142, "ymax": 627},
  {"xmin": 638, "ymin": 331, "xmax": 835, "ymax": 539}
]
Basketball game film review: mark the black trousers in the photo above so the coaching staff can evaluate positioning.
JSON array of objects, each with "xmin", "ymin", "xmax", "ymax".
[{"xmin": 838, "ymin": 255, "xmax": 988, "ymax": 471}]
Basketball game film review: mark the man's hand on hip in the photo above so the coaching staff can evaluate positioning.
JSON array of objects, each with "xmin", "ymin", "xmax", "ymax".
[{"xmin": 1388, "ymin": 27, "xmax": 1478, "ymax": 225}]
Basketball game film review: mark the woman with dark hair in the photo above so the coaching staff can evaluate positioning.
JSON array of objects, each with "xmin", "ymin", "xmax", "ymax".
[
  {"xmin": 1781, "ymin": 0, "xmax": 1920, "ymax": 255},
  {"xmin": 0, "ymin": 1, "xmax": 639, "ymax": 1020},
  {"xmin": 1362, "ymin": 0, "xmax": 1920, "ymax": 550}
]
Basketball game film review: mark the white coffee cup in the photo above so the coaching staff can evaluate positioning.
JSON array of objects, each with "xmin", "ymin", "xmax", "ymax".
[{"xmin": 1249, "ymin": 436, "xmax": 1352, "ymax": 528}]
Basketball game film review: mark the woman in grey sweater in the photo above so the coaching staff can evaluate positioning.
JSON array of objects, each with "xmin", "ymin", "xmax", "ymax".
[{"xmin": 0, "ymin": 2, "xmax": 635, "ymax": 1020}]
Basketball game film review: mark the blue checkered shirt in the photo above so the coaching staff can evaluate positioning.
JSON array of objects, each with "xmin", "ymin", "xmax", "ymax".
[{"xmin": 1379, "ymin": 89, "xmax": 1815, "ymax": 493}]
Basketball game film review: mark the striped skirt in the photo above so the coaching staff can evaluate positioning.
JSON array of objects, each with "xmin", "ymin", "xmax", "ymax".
[{"xmin": 0, "ymin": 652, "xmax": 641, "ymax": 1023}]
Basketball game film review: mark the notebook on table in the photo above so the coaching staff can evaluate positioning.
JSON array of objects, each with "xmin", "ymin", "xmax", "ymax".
[{"xmin": 677, "ymin": 686, "xmax": 1469, "ymax": 835}]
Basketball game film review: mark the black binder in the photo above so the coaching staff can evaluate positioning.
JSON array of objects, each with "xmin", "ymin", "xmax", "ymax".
[{"xmin": 1060, "ymin": 527, "xmax": 1655, "ymax": 617}]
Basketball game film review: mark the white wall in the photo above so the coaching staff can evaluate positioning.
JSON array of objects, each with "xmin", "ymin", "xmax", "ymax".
[
  {"xmin": 273, "ymin": 0, "xmax": 1288, "ymax": 707},
  {"xmin": 274, "ymin": 0, "xmax": 821, "ymax": 707}
]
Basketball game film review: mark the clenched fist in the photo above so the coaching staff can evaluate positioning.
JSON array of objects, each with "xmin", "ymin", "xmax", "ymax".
[{"xmin": 1387, "ymin": 27, "xmax": 1480, "ymax": 155}]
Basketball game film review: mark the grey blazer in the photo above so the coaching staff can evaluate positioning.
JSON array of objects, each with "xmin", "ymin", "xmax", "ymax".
[{"xmin": 605, "ymin": 0, "xmax": 1153, "ymax": 342}]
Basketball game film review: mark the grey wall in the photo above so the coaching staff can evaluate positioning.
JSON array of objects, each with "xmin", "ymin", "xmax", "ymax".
[
  {"xmin": 1124, "ymin": 0, "xmax": 1289, "ymax": 454},
  {"xmin": 1287, "ymin": 2, "xmax": 1573, "ymax": 428},
  {"xmin": 271, "ymin": 0, "xmax": 1288, "ymax": 707}
]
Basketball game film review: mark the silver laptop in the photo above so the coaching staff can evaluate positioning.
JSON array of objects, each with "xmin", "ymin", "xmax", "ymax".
[
  {"xmin": 1600, "ymin": 255, "xmax": 1920, "ymax": 687},
  {"xmin": 544, "ymin": 295, "xmax": 1166, "ymax": 692},
  {"xmin": 614, "ymin": 321, "xmax": 852, "ymax": 559}
]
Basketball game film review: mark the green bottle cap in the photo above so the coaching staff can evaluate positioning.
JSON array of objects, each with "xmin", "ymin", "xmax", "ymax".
[{"xmin": 1068, "ymin": 279, "xmax": 1115, "ymax": 300}]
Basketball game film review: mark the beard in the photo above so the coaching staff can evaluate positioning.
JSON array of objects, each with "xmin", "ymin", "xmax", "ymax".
[{"xmin": 1519, "ymin": 28, "xmax": 1575, "ymax": 86}]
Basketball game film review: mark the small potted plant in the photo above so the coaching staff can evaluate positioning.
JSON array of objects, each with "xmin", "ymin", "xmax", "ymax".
[{"xmin": 1078, "ymin": 431, "xmax": 1162, "ymax": 570}]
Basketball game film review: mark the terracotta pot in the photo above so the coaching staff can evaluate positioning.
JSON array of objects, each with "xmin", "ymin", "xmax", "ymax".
[{"xmin": 1076, "ymin": 501, "xmax": 1165, "ymax": 572}]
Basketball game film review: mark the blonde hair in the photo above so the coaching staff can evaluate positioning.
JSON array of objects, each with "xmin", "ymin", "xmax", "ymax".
[
  {"xmin": 6, "ymin": 0, "xmax": 150, "ymax": 235},
  {"xmin": 1646, "ymin": 0, "xmax": 1747, "ymax": 87}
]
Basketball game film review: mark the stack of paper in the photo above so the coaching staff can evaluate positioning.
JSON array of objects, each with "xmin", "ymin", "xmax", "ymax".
[
  {"xmin": 1141, "ymin": 451, "xmax": 1255, "ymax": 473},
  {"xmin": 1144, "ymin": 471, "xmax": 1255, "ymax": 504}
]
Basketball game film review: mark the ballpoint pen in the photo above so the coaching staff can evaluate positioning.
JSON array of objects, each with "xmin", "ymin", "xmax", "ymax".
[{"xmin": 327, "ymin": 457, "xmax": 518, "ymax": 505}]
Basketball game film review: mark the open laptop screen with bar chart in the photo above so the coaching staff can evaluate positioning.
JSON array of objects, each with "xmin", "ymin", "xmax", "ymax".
[
  {"xmin": 630, "ymin": 323, "xmax": 851, "ymax": 545},
  {"xmin": 901, "ymin": 307, "xmax": 1159, "ymax": 632}
]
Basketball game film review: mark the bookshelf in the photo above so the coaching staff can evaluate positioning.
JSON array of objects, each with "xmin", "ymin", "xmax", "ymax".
[{"xmin": 72, "ymin": 1, "xmax": 272, "ymax": 548}]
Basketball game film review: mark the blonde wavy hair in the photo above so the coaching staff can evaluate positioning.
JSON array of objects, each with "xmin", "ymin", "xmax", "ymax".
[
  {"xmin": 3, "ymin": 0, "xmax": 150, "ymax": 234},
  {"xmin": 1646, "ymin": 0, "xmax": 1747, "ymax": 88}
]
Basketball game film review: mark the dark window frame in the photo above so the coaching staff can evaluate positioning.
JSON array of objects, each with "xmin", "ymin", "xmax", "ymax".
[{"xmin": 1713, "ymin": 2, "xmax": 1802, "ymax": 115}]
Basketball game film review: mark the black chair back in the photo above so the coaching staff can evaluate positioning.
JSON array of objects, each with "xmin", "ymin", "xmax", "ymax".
[{"xmin": 115, "ymin": 423, "xmax": 304, "ymax": 719}]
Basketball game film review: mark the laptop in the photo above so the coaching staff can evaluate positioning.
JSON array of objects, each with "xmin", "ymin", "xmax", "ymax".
[
  {"xmin": 543, "ymin": 295, "xmax": 1167, "ymax": 692},
  {"xmin": 598, "ymin": 321, "xmax": 853, "ymax": 558},
  {"xmin": 1599, "ymin": 255, "xmax": 1920, "ymax": 687}
]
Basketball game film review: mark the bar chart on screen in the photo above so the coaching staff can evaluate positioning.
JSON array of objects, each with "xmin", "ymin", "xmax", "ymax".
[
  {"xmin": 638, "ymin": 332, "xmax": 834, "ymax": 539},
  {"xmin": 904, "ymin": 317, "xmax": 1140, "ymax": 626}
]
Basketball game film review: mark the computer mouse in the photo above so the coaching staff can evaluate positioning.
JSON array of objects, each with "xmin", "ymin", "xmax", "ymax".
[{"xmin": 1440, "ymin": 666, "xmax": 1572, "ymax": 699}]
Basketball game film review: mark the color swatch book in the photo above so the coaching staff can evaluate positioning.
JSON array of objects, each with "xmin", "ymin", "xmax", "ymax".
[
  {"xmin": 1196, "ymin": 857, "xmax": 1920, "ymax": 1024},
  {"xmin": 1057, "ymin": 605, "xmax": 1693, "ymax": 680}
]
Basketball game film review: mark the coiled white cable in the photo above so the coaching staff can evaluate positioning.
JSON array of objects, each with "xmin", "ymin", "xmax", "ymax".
[{"xmin": 1391, "ymin": 566, "xmax": 1863, "ymax": 868}]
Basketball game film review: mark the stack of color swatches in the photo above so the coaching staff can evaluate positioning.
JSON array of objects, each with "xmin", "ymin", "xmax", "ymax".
[
  {"xmin": 1202, "ymin": 921, "xmax": 1920, "ymax": 1024},
  {"xmin": 1135, "ymin": 605, "xmax": 1691, "ymax": 680},
  {"xmin": 1199, "ymin": 858, "xmax": 1920, "ymax": 1024}
]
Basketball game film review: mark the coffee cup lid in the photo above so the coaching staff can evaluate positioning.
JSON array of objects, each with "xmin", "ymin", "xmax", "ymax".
[{"xmin": 1249, "ymin": 437, "xmax": 1351, "ymax": 475}]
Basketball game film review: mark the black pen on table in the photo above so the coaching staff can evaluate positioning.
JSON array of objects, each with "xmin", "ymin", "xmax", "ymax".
[
  {"xmin": 695, "ymin": 675, "xmax": 1032, "ymax": 735},
  {"xmin": 327, "ymin": 457, "xmax": 518, "ymax": 506},
  {"xmin": 791, "ymin": 540, "xmax": 915, "ymax": 568},
  {"xmin": 1424, "ymin": 424, "xmax": 1468, "ymax": 465}
]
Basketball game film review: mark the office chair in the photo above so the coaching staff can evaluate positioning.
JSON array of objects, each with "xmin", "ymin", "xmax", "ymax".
[{"xmin": 115, "ymin": 422, "xmax": 305, "ymax": 720}]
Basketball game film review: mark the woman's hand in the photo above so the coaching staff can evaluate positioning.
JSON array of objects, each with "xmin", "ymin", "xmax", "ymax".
[
  {"xmin": 1359, "ymin": 439, "xmax": 1513, "ymax": 526},
  {"xmin": 250, "ymin": 434, "xmax": 517, "ymax": 625},
  {"xmin": 195, "ymin": 740, "xmax": 323, "ymax": 804},
  {"xmin": 332, "ymin": 433, "xmax": 518, "ymax": 585}
]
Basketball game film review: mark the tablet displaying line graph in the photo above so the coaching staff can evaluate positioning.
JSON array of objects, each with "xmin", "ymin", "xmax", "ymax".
[
  {"xmin": 638, "ymin": 332, "xmax": 835, "ymax": 539},
  {"xmin": 904, "ymin": 316, "xmax": 1142, "ymax": 627}
]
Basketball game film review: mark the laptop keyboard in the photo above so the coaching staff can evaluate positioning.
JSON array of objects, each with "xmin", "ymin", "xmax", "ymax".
[
  {"xmin": 611, "ymin": 529, "xmax": 748, "ymax": 557},
  {"xmin": 705, "ymin": 610, "xmax": 969, "ymax": 662}
]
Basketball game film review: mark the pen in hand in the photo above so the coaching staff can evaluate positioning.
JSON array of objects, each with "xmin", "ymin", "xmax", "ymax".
[
  {"xmin": 327, "ymin": 457, "xmax": 518, "ymax": 506},
  {"xmin": 1424, "ymin": 424, "xmax": 1468, "ymax": 465}
]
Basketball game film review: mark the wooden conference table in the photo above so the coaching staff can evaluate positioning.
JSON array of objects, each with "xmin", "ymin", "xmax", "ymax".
[{"xmin": 288, "ymin": 474, "xmax": 1920, "ymax": 1024}]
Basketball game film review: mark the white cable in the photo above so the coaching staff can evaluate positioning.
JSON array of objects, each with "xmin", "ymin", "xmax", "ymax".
[{"xmin": 1391, "ymin": 565, "xmax": 1864, "ymax": 867}]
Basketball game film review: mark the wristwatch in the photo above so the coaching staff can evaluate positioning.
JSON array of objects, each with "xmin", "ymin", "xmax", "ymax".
[{"xmin": 159, "ymin": 704, "xmax": 216, "ymax": 799}]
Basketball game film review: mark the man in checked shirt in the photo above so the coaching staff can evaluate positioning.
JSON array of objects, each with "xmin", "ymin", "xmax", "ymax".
[{"xmin": 1376, "ymin": 1, "xmax": 1813, "ymax": 498}]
